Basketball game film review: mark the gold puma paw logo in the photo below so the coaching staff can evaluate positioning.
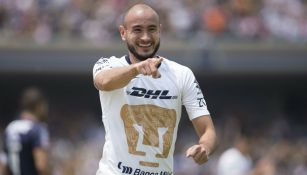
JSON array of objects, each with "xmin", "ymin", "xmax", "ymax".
[{"xmin": 120, "ymin": 104, "xmax": 176, "ymax": 167}]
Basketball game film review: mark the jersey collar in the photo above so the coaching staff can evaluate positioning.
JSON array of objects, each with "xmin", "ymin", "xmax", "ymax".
[
  {"xmin": 125, "ymin": 55, "xmax": 162, "ymax": 68},
  {"xmin": 125, "ymin": 55, "xmax": 132, "ymax": 65}
]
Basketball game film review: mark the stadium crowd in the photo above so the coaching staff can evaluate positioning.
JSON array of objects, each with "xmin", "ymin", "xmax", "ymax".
[{"xmin": 0, "ymin": 0, "xmax": 307, "ymax": 44}]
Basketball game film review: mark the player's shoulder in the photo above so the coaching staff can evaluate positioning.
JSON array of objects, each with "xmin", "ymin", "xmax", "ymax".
[
  {"xmin": 94, "ymin": 56, "xmax": 126, "ymax": 66},
  {"xmin": 5, "ymin": 119, "xmax": 34, "ymax": 135},
  {"xmin": 95, "ymin": 56, "xmax": 123, "ymax": 63},
  {"xmin": 163, "ymin": 58, "xmax": 193, "ymax": 74},
  {"xmin": 32, "ymin": 121, "xmax": 47, "ymax": 131}
]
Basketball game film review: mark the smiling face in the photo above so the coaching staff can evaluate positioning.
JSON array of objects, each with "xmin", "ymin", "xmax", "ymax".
[{"xmin": 119, "ymin": 4, "xmax": 161, "ymax": 62}]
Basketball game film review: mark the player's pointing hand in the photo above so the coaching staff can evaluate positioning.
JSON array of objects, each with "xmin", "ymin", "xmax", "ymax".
[
  {"xmin": 134, "ymin": 57, "xmax": 163, "ymax": 79},
  {"xmin": 186, "ymin": 144, "xmax": 209, "ymax": 165}
]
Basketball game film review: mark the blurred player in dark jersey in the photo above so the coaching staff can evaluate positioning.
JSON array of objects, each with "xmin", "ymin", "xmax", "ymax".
[{"xmin": 2, "ymin": 87, "xmax": 50, "ymax": 175}]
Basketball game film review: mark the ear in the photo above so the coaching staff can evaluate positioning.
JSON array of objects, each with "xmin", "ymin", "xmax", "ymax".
[{"xmin": 119, "ymin": 25, "xmax": 126, "ymax": 41}]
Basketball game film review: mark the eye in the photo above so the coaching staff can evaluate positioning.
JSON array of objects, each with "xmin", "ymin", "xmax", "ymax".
[
  {"xmin": 149, "ymin": 27, "xmax": 157, "ymax": 33},
  {"xmin": 133, "ymin": 28, "xmax": 142, "ymax": 33}
]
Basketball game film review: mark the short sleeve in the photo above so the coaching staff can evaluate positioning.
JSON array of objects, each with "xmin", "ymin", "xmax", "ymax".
[
  {"xmin": 33, "ymin": 124, "xmax": 49, "ymax": 149},
  {"xmin": 182, "ymin": 68, "xmax": 210, "ymax": 120},
  {"xmin": 93, "ymin": 57, "xmax": 113, "ymax": 79}
]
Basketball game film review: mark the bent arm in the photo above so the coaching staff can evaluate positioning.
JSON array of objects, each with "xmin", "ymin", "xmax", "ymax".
[
  {"xmin": 94, "ymin": 57, "xmax": 163, "ymax": 91},
  {"xmin": 191, "ymin": 115, "xmax": 217, "ymax": 156},
  {"xmin": 94, "ymin": 65, "xmax": 138, "ymax": 91}
]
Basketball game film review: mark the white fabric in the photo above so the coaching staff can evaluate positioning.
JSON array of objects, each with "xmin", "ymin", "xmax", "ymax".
[
  {"xmin": 217, "ymin": 148, "xmax": 252, "ymax": 175},
  {"xmin": 93, "ymin": 56, "xmax": 210, "ymax": 175}
]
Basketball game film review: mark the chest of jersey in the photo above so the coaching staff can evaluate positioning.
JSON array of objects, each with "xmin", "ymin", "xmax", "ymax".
[{"xmin": 124, "ymin": 74, "xmax": 181, "ymax": 108}]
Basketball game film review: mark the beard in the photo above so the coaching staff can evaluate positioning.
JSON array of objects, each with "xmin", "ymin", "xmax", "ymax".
[{"xmin": 126, "ymin": 40, "xmax": 160, "ymax": 61}]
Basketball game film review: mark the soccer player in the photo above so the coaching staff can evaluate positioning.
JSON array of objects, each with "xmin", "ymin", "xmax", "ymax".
[
  {"xmin": 3, "ymin": 87, "xmax": 50, "ymax": 175},
  {"xmin": 93, "ymin": 3, "xmax": 217, "ymax": 175}
]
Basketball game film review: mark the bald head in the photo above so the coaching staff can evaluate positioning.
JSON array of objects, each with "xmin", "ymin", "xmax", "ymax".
[
  {"xmin": 119, "ymin": 3, "xmax": 161, "ymax": 61},
  {"xmin": 123, "ymin": 4, "xmax": 159, "ymax": 27}
]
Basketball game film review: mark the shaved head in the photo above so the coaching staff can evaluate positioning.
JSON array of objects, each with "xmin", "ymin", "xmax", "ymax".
[
  {"xmin": 123, "ymin": 4, "xmax": 159, "ymax": 27},
  {"xmin": 119, "ymin": 3, "xmax": 161, "ymax": 62}
]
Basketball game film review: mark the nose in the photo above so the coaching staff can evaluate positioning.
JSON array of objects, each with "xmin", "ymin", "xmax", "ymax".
[{"xmin": 140, "ymin": 32, "xmax": 150, "ymax": 42}]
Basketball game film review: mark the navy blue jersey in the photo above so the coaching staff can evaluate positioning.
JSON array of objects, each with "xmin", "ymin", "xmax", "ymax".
[{"xmin": 3, "ymin": 119, "xmax": 49, "ymax": 175}]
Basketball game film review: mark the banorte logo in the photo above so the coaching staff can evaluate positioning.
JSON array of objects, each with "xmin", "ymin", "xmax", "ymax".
[
  {"xmin": 117, "ymin": 161, "xmax": 173, "ymax": 175},
  {"xmin": 120, "ymin": 104, "xmax": 177, "ymax": 167}
]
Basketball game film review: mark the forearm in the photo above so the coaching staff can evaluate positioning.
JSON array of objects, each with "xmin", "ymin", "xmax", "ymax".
[
  {"xmin": 94, "ymin": 65, "xmax": 138, "ymax": 91},
  {"xmin": 34, "ymin": 148, "xmax": 50, "ymax": 175},
  {"xmin": 186, "ymin": 117, "xmax": 217, "ymax": 164},
  {"xmin": 36, "ymin": 156, "xmax": 50, "ymax": 175},
  {"xmin": 198, "ymin": 127, "xmax": 217, "ymax": 156},
  {"xmin": 191, "ymin": 115, "xmax": 217, "ymax": 156}
]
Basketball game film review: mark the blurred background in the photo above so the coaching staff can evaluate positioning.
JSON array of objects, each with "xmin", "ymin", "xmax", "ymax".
[{"xmin": 0, "ymin": 0, "xmax": 307, "ymax": 174}]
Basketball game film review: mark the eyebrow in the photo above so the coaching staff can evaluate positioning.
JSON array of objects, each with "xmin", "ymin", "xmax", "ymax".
[
  {"xmin": 131, "ymin": 25, "xmax": 142, "ymax": 28},
  {"xmin": 131, "ymin": 24, "xmax": 157, "ymax": 29},
  {"xmin": 148, "ymin": 25, "xmax": 157, "ymax": 28}
]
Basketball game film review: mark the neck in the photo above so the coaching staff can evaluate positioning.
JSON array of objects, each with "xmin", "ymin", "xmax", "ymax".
[
  {"xmin": 21, "ymin": 111, "xmax": 38, "ymax": 122},
  {"xmin": 128, "ymin": 53, "xmax": 141, "ymax": 64}
]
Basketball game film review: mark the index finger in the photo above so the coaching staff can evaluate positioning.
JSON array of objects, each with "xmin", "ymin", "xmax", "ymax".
[{"xmin": 155, "ymin": 57, "xmax": 163, "ymax": 67}]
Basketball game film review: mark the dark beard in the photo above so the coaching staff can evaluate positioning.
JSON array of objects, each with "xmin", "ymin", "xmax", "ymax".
[{"xmin": 126, "ymin": 41, "xmax": 160, "ymax": 61}]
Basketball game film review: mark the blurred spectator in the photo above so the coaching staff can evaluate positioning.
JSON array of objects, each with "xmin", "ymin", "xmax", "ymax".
[
  {"xmin": 168, "ymin": 1, "xmax": 194, "ymax": 39},
  {"xmin": 1, "ymin": 0, "xmax": 307, "ymax": 44},
  {"xmin": 202, "ymin": 4, "xmax": 227, "ymax": 35},
  {"xmin": 250, "ymin": 155, "xmax": 276, "ymax": 175},
  {"xmin": 217, "ymin": 132, "xmax": 253, "ymax": 175},
  {"xmin": 261, "ymin": 0, "xmax": 306, "ymax": 41}
]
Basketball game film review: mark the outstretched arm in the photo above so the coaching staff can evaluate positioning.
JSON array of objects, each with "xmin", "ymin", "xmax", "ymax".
[
  {"xmin": 94, "ymin": 57, "xmax": 163, "ymax": 91},
  {"xmin": 186, "ymin": 115, "xmax": 217, "ymax": 164}
]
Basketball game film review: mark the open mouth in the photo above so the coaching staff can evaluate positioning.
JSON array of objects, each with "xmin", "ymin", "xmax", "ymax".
[{"xmin": 138, "ymin": 43, "xmax": 152, "ymax": 48}]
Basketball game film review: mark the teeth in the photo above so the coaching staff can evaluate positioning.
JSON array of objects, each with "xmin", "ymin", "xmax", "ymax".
[{"xmin": 139, "ymin": 44, "xmax": 151, "ymax": 47}]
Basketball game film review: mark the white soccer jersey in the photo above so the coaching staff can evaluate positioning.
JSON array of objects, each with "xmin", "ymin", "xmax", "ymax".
[{"xmin": 93, "ymin": 55, "xmax": 210, "ymax": 175}]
